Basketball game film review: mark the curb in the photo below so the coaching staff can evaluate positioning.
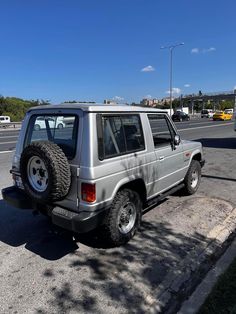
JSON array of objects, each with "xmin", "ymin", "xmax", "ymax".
[
  {"xmin": 146, "ymin": 206, "xmax": 236, "ymax": 313},
  {"xmin": 178, "ymin": 237, "xmax": 236, "ymax": 314}
]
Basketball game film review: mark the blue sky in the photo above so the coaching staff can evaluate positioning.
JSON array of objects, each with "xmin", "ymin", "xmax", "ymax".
[{"xmin": 0, "ymin": 0, "xmax": 236, "ymax": 104}]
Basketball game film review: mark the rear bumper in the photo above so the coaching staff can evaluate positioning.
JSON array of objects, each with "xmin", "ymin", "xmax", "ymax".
[
  {"xmin": 51, "ymin": 206, "xmax": 107, "ymax": 233},
  {"xmin": 2, "ymin": 185, "xmax": 107, "ymax": 233}
]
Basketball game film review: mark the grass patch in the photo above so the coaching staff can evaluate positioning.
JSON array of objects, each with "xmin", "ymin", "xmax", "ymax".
[{"xmin": 198, "ymin": 257, "xmax": 236, "ymax": 313}]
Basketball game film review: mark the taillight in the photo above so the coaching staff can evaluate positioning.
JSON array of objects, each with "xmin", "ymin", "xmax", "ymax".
[{"xmin": 81, "ymin": 183, "xmax": 96, "ymax": 203}]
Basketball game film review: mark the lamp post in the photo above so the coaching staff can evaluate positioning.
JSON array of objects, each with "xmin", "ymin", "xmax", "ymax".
[{"xmin": 161, "ymin": 43, "xmax": 184, "ymax": 116}]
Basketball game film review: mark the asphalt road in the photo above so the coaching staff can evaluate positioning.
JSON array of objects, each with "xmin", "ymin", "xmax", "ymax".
[
  {"xmin": 0, "ymin": 119, "xmax": 234, "ymax": 152},
  {"xmin": 0, "ymin": 119, "xmax": 236, "ymax": 313},
  {"xmin": 0, "ymin": 129, "xmax": 19, "ymax": 152}
]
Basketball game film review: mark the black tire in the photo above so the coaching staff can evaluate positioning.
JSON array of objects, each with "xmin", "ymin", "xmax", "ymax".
[
  {"xmin": 20, "ymin": 141, "xmax": 71, "ymax": 202},
  {"xmin": 183, "ymin": 160, "xmax": 201, "ymax": 195},
  {"xmin": 34, "ymin": 124, "xmax": 41, "ymax": 131},
  {"xmin": 102, "ymin": 189, "xmax": 142, "ymax": 246},
  {"xmin": 57, "ymin": 123, "xmax": 64, "ymax": 129}
]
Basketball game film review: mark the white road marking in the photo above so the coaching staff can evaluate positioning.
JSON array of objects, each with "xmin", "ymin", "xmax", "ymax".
[
  {"xmin": 0, "ymin": 135, "xmax": 18, "ymax": 139},
  {"xmin": 177, "ymin": 120, "xmax": 214, "ymax": 125},
  {"xmin": 0, "ymin": 150, "xmax": 15, "ymax": 154},
  {"xmin": 0, "ymin": 141, "xmax": 17, "ymax": 145},
  {"xmin": 179, "ymin": 122, "xmax": 233, "ymax": 131}
]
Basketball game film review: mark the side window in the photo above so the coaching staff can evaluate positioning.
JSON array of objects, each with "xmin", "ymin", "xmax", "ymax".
[
  {"xmin": 148, "ymin": 114, "xmax": 175, "ymax": 148},
  {"xmin": 99, "ymin": 114, "xmax": 145, "ymax": 159},
  {"xmin": 103, "ymin": 116, "xmax": 126, "ymax": 157},
  {"xmin": 121, "ymin": 115, "xmax": 145, "ymax": 152}
]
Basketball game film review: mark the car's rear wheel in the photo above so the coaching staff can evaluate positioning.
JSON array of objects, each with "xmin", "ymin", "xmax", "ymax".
[
  {"xmin": 183, "ymin": 160, "xmax": 201, "ymax": 195},
  {"xmin": 57, "ymin": 123, "xmax": 64, "ymax": 129},
  {"xmin": 34, "ymin": 124, "xmax": 41, "ymax": 131},
  {"xmin": 102, "ymin": 189, "xmax": 142, "ymax": 246}
]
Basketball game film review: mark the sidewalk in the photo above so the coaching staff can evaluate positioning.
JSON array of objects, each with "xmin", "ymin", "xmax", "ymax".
[
  {"xmin": 147, "ymin": 204, "xmax": 236, "ymax": 313},
  {"xmin": 178, "ymin": 236, "xmax": 236, "ymax": 314}
]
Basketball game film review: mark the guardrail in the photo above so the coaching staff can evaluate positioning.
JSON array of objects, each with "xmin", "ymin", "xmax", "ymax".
[
  {"xmin": 0, "ymin": 122, "xmax": 22, "ymax": 129},
  {"xmin": 183, "ymin": 90, "xmax": 236, "ymax": 98}
]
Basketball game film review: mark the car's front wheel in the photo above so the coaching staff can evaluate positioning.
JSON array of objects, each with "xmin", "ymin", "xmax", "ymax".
[
  {"xmin": 183, "ymin": 160, "xmax": 201, "ymax": 195},
  {"xmin": 102, "ymin": 189, "xmax": 142, "ymax": 246}
]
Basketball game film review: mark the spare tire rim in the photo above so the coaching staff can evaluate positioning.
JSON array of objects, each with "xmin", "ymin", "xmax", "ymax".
[
  {"xmin": 191, "ymin": 170, "xmax": 198, "ymax": 188},
  {"xmin": 27, "ymin": 156, "xmax": 49, "ymax": 192},
  {"xmin": 118, "ymin": 202, "xmax": 136, "ymax": 234}
]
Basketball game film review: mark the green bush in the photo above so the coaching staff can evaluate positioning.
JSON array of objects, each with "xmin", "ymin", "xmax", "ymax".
[{"xmin": 0, "ymin": 96, "xmax": 50, "ymax": 121}]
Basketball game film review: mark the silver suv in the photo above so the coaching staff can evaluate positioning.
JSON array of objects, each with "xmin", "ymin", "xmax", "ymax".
[{"xmin": 2, "ymin": 104, "xmax": 205, "ymax": 246}]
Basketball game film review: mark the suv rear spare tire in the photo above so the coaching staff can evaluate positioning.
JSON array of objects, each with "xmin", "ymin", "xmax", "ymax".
[{"xmin": 20, "ymin": 141, "xmax": 71, "ymax": 202}]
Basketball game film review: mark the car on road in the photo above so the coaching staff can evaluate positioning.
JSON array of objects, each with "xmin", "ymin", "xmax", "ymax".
[
  {"xmin": 213, "ymin": 111, "xmax": 233, "ymax": 121},
  {"xmin": 0, "ymin": 115, "xmax": 11, "ymax": 127},
  {"xmin": 172, "ymin": 111, "xmax": 190, "ymax": 122},
  {"xmin": 224, "ymin": 108, "xmax": 234, "ymax": 114},
  {"xmin": 2, "ymin": 104, "xmax": 205, "ymax": 246},
  {"xmin": 201, "ymin": 109, "xmax": 214, "ymax": 118},
  {"xmin": 34, "ymin": 116, "xmax": 65, "ymax": 130},
  {"xmin": 234, "ymin": 113, "xmax": 236, "ymax": 131}
]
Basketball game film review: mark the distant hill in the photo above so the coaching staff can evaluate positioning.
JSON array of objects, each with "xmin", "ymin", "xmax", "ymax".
[{"xmin": 0, "ymin": 96, "xmax": 50, "ymax": 121}]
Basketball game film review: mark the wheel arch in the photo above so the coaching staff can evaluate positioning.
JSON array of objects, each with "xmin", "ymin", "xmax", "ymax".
[
  {"xmin": 116, "ymin": 178, "xmax": 147, "ymax": 206},
  {"xmin": 191, "ymin": 152, "xmax": 202, "ymax": 162}
]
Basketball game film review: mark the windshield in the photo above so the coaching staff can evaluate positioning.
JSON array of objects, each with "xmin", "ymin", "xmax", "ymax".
[{"xmin": 25, "ymin": 115, "xmax": 78, "ymax": 159}]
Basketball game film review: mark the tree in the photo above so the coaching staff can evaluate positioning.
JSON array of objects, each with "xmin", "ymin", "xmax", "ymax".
[{"xmin": 0, "ymin": 96, "xmax": 50, "ymax": 121}]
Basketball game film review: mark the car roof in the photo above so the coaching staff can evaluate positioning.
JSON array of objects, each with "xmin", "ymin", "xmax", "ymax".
[{"xmin": 28, "ymin": 103, "xmax": 168, "ymax": 114}]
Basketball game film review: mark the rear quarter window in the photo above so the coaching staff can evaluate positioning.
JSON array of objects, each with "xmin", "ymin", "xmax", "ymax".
[{"xmin": 97, "ymin": 114, "xmax": 145, "ymax": 160}]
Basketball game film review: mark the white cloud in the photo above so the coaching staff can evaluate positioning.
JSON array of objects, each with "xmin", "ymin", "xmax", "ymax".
[
  {"xmin": 208, "ymin": 47, "xmax": 216, "ymax": 52},
  {"xmin": 184, "ymin": 84, "xmax": 190, "ymax": 87},
  {"xmin": 203, "ymin": 47, "xmax": 216, "ymax": 53},
  {"xmin": 191, "ymin": 47, "xmax": 216, "ymax": 54},
  {"xmin": 144, "ymin": 95, "xmax": 152, "ymax": 99},
  {"xmin": 113, "ymin": 96, "xmax": 124, "ymax": 102},
  {"xmin": 141, "ymin": 65, "xmax": 155, "ymax": 72},
  {"xmin": 191, "ymin": 48, "xmax": 199, "ymax": 54},
  {"xmin": 166, "ymin": 87, "xmax": 181, "ymax": 95}
]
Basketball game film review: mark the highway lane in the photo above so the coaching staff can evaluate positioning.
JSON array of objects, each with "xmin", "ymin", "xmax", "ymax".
[
  {"xmin": 0, "ymin": 129, "xmax": 19, "ymax": 152},
  {"xmin": 0, "ymin": 119, "xmax": 234, "ymax": 152}
]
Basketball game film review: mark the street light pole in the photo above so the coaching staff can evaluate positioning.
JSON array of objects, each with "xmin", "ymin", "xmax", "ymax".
[{"xmin": 161, "ymin": 42, "xmax": 184, "ymax": 116}]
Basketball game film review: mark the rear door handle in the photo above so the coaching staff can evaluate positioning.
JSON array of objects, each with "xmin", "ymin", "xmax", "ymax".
[{"xmin": 159, "ymin": 156, "xmax": 165, "ymax": 161}]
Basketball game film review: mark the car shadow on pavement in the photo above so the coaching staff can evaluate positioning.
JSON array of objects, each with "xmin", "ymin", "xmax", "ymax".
[
  {"xmin": 0, "ymin": 199, "xmax": 228, "ymax": 313},
  {"xmin": 36, "ymin": 220, "xmax": 224, "ymax": 314},
  {"xmin": 202, "ymin": 174, "xmax": 236, "ymax": 182},
  {"xmin": 0, "ymin": 200, "xmax": 78, "ymax": 260},
  {"xmin": 195, "ymin": 137, "xmax": 236, "ymax": 149}
]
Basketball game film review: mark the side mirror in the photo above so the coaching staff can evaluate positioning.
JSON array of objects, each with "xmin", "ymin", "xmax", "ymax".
[{"xmin": 174, "ymin": 134, "xmax": 181, "ymax": 146}]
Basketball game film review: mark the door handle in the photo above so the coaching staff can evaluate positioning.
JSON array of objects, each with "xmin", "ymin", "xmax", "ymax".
[{"xmin": 159, "ymin": 156, "xmax": 165, "ymax": 161}]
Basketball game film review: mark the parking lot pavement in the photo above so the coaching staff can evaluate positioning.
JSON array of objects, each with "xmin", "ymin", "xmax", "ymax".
[{"xmin": 0, "ymin": 124, "xmax": 236, "ymax": 313}]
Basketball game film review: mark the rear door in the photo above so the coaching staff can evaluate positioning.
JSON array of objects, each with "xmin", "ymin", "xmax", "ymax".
[
  {"xmin": 23, "ymin": 110, "xmax": 83, "ymax": 211},
  {"xmin": 147, "ymin": 114, "xmax": 185, "ymax": 193}
]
